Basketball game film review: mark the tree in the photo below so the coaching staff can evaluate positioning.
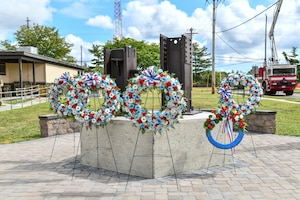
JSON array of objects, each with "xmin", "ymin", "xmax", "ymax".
[
  {"xmin": 88, "ymin": 44, "xmax": 104, "ymax": 67},
  {"xmin": 103, "ymin": 37, "xmax": 160, "ymax": 69},
  {"xmin": 14, "ymin": 24, "xmax": 75, "ymax": 61},
  {"xmin": 0, "ymin": 40, "xmax": 16, "ymax": 50},
  {"xmin": 282, "ymin": 47, "xmax": 300, "ymax": 81},
  {"xmin": 192, "ymin": 43, "xmax": 212, "ymax": 85},
  {"xmin": 87, "ymin": 44, "xmax": 104, "ymax": 73},
  {"xmin": 282, "ymin": 47, "xmax": 299, "ymax": 65}
]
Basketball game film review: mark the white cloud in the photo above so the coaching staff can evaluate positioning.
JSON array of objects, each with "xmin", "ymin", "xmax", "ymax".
[
  {"xmin": 86, "ymin": 15, "xmax": 114, "ymax": 29},
  {"xmin": 0, "ymin": 0, "xmax": 53, "ymax": 40},
  {"xmin": 1, "ymin": 0, "xmax": 300, "ymax": 73},
  {"xmin": 118, "ymin": 0, "xmax": 300, "ymax": 71},
  {"xmin": 65, "ymin": 34, "xmax": 103, "ymax": 66},
  {"xmin": 60, "ymin": 1, "xmax": 90, "ymax": 19}
]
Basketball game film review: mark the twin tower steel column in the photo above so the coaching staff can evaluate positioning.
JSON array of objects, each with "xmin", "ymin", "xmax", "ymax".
[{"xmin": 104, "ymin": 34, "xmax": 193, "ymax": 113}]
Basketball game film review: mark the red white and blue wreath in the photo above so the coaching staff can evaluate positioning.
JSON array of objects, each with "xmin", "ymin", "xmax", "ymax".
[
  {"xmin": 219, "ymin": 73, "xmax": 263, "ymax": 115},
  {"xmin": 49, "ymin": 72, "xmax": 75, "ymax": 117},
  {"xmin": 67, "ymin": 72, "xmax": 122, "ymax": 127},
  {"xmin": 204, "ymin": 73, "xmax": 263, "ymax": 149},
  {"xmin": 122, "ymin": 66, "xmax": 186, "ymax": 133}
]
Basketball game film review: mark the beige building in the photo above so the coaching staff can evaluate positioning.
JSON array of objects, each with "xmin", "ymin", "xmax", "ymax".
[{"xmin": 0, "ymin": 47, "xmax": 84, "ymax": 92}]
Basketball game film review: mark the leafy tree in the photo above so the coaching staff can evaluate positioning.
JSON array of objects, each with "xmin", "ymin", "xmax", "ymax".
[
  {"xmin": 0, "ymin": 40, "xmax": 16, "ymax": 50},
  {"xmin": 88, "ymin": 44, "xmax": 104, "ymax": 67},
  {"xmin": 282, "ymin": 47, "xmax": 299, "ymax": 65},
  {"xmin": 282, "ymin": 47, "xmax": 300, "ymax": 81},
  {"xmin": 192, "ymin": 43, "xmax": 211, "ymax": 85},
  {"xmin": 103, "ymin": 37, "xmax": 160, "ymax": 69},
  {"xmin": 14, "ymin": 24, "xmax": 75, "ymax": 61},
  {"xmin": 86, "ymin": 44, "xmax": 104, "ymax": 73}
]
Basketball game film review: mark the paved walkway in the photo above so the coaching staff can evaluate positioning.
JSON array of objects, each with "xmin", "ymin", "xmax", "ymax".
[
  {"xmin": 0, "ymin": 97, "xmax": 48, "ymax": 112},
  {"xmin": 1, "ymin": 132, "xmax": 300, "ymax": 199}
]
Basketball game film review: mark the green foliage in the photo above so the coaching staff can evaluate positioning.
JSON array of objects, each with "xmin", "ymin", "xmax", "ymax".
[
  {"xmin": 192, "ymin": 43, "xmax": 213, "ymax": 86},
  {"xmin": 14, "ymin": 24, "xmax": 75, "ymax": 61},
  {"xmin": 0, "ymin": 40, "xmax": 16, "ymax": 50},
  {"xmin": 282, "ymin": 47, "xmax": 299, "ymax": 81},
  {"xmin": 103, "ymin": 37, "xmax": 160, "ymax": 69},
  {"xmin": 88, "ymin": 44, "xmax": 104, "ymax": 67}
]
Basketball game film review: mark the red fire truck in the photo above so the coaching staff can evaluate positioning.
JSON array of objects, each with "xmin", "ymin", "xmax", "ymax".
[
  {"xmin": 253, "ymin": 0, "xmax": 297, "ymax": 96},
  {"xmin": 253, "ymin": 64, "xmax": 297, "ymax": 95}
]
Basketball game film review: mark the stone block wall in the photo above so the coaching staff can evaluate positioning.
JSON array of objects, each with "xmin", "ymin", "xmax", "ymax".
[
  {"xmin": 202, "ymin": 109, "xmax": 277, "ymax": 134},
  {"xmin": 39, "ymin": 114, "xmax": 81, "ymax": 137},
  {"xmin": 245, "ymin": 110, "xmax": 276, "ymax": 134}
]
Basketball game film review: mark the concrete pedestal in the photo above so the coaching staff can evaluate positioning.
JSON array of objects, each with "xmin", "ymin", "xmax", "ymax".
[{"xmin": 81, "ymin": 112, "xmax": 232, "ymax": 178}]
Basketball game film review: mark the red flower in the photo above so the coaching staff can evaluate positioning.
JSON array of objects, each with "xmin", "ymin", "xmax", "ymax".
[{"xmin": 139, "ymin": 79, "xmax": 145, "ymax": 85}]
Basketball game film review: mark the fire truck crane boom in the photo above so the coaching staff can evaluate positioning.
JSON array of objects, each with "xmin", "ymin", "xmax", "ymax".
[
  {"xmin": 269, "ymin": 0, "xmax": 283, "ymax": 64},
  {"xmin": 253, "ymin": 0, "xmax": 297, "ymax": 96}
]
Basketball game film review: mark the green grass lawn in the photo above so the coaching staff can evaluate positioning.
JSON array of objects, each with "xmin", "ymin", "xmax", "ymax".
[{"xmin": 0, "ymin": 87, "xmax": 299, "ymax": 144}]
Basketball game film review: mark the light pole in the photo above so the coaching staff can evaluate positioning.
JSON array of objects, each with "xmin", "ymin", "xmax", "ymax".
[{"xmin": 211, "ymin": 0, "xmax": 216, "ymax": 94}]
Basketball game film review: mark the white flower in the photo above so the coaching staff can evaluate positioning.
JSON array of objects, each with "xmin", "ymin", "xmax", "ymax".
[
  {"xmin": 234, "ymin": 116, "xmax": 239, "ymax": 121},
  {"xmin": 211, "ymin": 114, "xmax": 216, "ymax": 120},
  {"xmin": 133, "ymin": 84, "xmax": 138, "ymax": 90},
  {"xmin": 109, "ymin": 93, "xmax": 114, "ymax": 98},
  {"xmin": 141, "ymin": 117, "xmax": 147, "ymax": 122}
]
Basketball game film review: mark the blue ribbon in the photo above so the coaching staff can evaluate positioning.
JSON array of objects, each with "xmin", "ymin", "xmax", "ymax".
[
  {"xmin": 84, "ymin": 73, "xmax": 100, "ymax": 87},
  {"xmin": 219, "ymin": 87, "xmax": 232, "ymax": 100},
  {"xmin": 58, "ymin": 72, "xmax": 70, "ymax": 84},
  {"xmin": 142, "ymin": 66, "xmax": 160, "ymax": 86}
]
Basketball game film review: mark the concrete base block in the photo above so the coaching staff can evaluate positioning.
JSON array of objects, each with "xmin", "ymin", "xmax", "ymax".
[{"xmin": 81, "ymin": 112, "xmax": 232, "ymax": 178}]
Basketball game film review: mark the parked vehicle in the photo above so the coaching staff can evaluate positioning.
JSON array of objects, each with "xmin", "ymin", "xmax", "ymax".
[{"xmin": 253, "ymin": 0, "xmax": 297, "ymax": 95}]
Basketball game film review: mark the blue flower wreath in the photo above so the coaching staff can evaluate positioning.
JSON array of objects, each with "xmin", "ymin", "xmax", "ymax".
[
  {"xmin": 67, "ymin": 72, "xmax": 122, "ymax": 127},
  {"xmin": 122, "ymin": 66, "xmax": 186, "ymax": 133}
]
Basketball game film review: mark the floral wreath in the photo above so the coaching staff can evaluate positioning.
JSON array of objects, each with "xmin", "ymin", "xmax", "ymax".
[
  {"xmin": 203, "ymin": 72, "xmax": 262, "ymax": 149},
  {"xmin": 204, "ymin": 106, "xmax": 247, "ymax": 132},
  {"xmin": 218, "ymin": 73, "xmax": 263, "ymax": 115},
  {"xmin": 203, "ymin": 106, "xmax": 247, "ymax": 150},
  {"xmin": 66, "ymin": 72, "xmax": 122, "ymax": 127},
  {"xmin": 49, "ymin": 72, "xmax": 75, "ymax": 117},
  {"xmin": 122, "ymin": 66, "xmax": 186, "ymax": 133}
]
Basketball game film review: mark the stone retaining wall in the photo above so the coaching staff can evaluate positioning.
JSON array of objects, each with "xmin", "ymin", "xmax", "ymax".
[
  {"xmin": 39, "ymin": 114, "xmax": 81, "ymax": 137},
  {"xmin": 245, "ymin": 110, "xmax": 276, "ymax": 134},
  {"xmin": 201, "ymin": 109, "xmax": 276, "ymax": 134}
]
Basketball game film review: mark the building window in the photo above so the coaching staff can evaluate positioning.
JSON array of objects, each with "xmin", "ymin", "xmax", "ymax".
[{"xmin": 0, "ymin": 63, "xmax": 6, "ymax": 75}]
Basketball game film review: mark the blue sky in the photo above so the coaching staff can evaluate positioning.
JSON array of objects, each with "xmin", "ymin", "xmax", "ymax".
[{"xmin": 1, "ymin": 0, "xmax": 299, "ymax": 73}]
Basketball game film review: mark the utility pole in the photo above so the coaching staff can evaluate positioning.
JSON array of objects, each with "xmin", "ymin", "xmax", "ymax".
[
  {"xmin": 211, "ymin": 0, "xmax": 216, "ymax": 94},
  {"xmin": 187, "ymin": 27, "xmax": 198, "ymax": 86},
  {"xmin": 26, "ymin": 17, "xmax": 30, "ymax": 28}
]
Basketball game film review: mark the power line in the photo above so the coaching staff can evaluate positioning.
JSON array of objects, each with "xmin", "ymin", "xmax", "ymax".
[{"xmin": 216, "ymin": 0, "xmax": 279, "ymax": 33}]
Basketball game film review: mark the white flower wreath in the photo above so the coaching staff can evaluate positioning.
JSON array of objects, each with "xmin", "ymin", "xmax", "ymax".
[
  {"xmin": 218, "ymin": 73, "xmax": 263, "ymax": 115},
  {"xmin": 67, "ymin": 72, "xmax": 122, "ymax": 127},
  {"xmin": 122, "ymin": 66, "xmax": 186, "ymax": 133},
  {"xmin": 49, "ymin": 72, "xmax": 75, "ymax": 117}
]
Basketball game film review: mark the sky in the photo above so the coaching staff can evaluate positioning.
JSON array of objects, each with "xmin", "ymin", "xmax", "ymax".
[{"xmin": 0, "ymin": 0, "xmax": 300, "ymax": 73}]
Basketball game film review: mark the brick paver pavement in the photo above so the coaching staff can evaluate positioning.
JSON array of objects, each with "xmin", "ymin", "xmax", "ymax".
[{"xmin": 1, "ymin": 132, "xmax": 300, "ymax": 200}]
